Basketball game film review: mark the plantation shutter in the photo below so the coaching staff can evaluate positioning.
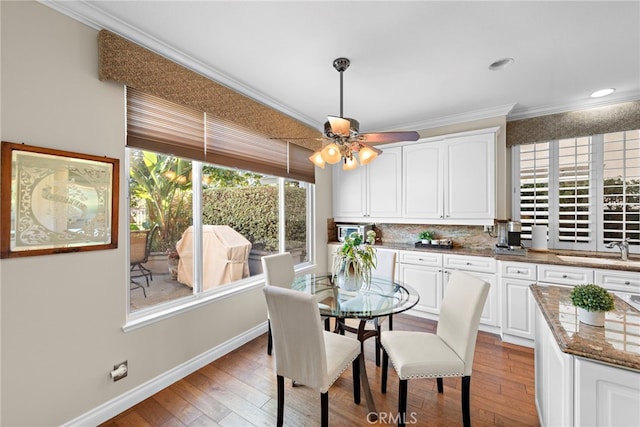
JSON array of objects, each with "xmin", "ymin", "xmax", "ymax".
[
  {"xmin": 518, "ymin": 141, "xmax": 550, "ymax": 240},
  {"xmin": 127, "ymin": 88, "xmax": 205, "ymax": 161},
  {"xmin": 602, "ymin": 130, "xmax": 640, "ymax": 242},
  {"xmin": 556, "ymin": 137, "xmax": 594, "ymax": 245}
]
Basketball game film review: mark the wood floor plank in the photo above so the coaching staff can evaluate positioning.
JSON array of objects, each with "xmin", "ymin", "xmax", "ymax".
[{"xmin": 101, "ymin": 314, "xmax": 540, "ymax": 426}]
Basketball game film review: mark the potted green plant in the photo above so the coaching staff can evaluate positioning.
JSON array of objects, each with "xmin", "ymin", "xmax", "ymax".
[
  {"xmin": 419, "ymin": 230, "xmax": 433, "ymax": 244},
  {"xmin": 570, "ymin": 284, "xmax": 615, "ymax": 327},
  {"xmin": 332, "ymin": 230, "xmax": 377, "ymax": 291}
]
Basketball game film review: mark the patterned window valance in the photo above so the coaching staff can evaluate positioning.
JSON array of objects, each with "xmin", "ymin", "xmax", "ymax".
[{"xmin": 506, "ymin": 100, "xmax": 640, "ymax": 146}]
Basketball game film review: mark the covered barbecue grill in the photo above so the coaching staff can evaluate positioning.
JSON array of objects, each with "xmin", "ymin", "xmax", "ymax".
[{"xmin": 176, "ymin": 225, "xmax": 251, "ymax": 290}]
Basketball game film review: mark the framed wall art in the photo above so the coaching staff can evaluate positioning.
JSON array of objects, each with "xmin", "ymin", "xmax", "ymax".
[{"xmin": 1, "ymin": 141, "xmax": 119, "ymax": 258}]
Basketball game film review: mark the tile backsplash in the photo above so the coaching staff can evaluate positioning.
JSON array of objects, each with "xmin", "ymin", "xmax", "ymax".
[{"xmin": 328, "ymin": 219, "xmax": 496, "ymax": 250}]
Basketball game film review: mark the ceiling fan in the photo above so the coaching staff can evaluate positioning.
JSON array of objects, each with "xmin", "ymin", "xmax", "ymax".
[{"xmin": 309, "ymin": 57, "xmax": 420, "ymax": 170}]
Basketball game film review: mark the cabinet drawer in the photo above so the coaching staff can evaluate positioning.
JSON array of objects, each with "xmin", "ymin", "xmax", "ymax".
[
  {"xmin": 399, "ymin": 250, "xmax": 442, "ymax": 267},
  {"xmin": 537, "ymin": 264, "xmax": 593, "ymax": 286},
  {"xmin": 500, "ymin": 261, "xmax": 537, "ymax": 281},
  {"xmin": 444, "ymin": 254, "xmax": 495, "ymax": 273},
  {"xmin": 595, "ymin": 269, "xmax": 640, "ymax": 292}
]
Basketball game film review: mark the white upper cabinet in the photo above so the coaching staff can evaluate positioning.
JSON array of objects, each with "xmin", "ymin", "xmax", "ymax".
[
  {"xmin": 403, "ymin": 129, "xmax": 496, "ymax": 224},
  {"xmin": 333, "ymin": 146, "xmax": 402, "ymax": 219},
  {"xmin": 333, "ymin": 127, "xmax": 497, "ymax": 224},
  {"xmin": 403, "ymin": 142, "xmax": 444, "ymax": 218}
]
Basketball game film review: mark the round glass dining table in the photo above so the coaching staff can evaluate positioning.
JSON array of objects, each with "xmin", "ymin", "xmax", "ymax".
[
  {"xmin": 292, "ymin": 273, "xmax": 420, "ymax": 321},
  {"xmin": 291, "ymin": 273, "xmax": 420, "ymax": 420}
]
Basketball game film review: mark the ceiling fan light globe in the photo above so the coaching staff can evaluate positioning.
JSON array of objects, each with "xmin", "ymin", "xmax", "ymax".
[
  {"xmin": 359, "ymin": 146, "xmax": 379, "ymax": 165},
  {"xmin": 342, "ymin": 156, "xmax": 359, "ymax": 170},
  {"xmin": 309, "ymin": 151, "xmax": 326, "ymax": 168},
  {"xmin": 321, "ymin": 143, "xmax": 342, "ymax": 164}
]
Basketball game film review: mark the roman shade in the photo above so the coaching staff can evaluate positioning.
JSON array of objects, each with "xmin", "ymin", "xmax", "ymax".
[
  {"xmin": 100, "ymin": 29, "xmax": 317, "ymax": 182},
  {"xmin": 126, "ymin": 88, "xmax": 315, "ymax": 182}
]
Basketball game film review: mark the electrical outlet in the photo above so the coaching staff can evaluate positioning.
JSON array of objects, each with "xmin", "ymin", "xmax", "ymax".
[{"xmin": 111, "ymin": 360, "xmax": 128, "ymax": 382}]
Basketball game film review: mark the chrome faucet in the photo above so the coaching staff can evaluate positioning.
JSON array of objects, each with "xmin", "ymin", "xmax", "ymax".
[{"xmin": 605, "ymin": 238, "xmax": 630, "ymax": 261}]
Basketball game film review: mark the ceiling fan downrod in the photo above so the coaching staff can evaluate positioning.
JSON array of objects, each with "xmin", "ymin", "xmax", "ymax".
[{"xmin": 333, "ymin": 57, "xmax": 350, "ymax": 118}]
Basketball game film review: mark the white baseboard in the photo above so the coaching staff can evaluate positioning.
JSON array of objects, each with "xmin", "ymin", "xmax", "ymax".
[{"xmin": 64, "ymin": 322, "xmax": 268, "ymax": 426}]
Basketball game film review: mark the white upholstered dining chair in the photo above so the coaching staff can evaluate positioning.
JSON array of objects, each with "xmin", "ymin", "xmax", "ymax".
[
  {"xmin": 263, "ymin": 285, "xmax": 363, "ymax": 427},
  {"xmin": 380, "ymin": 270, "xmax": 490, "ymax": 427},
  {"xmin": 262, "ymin": 252, "xmax": 329, "ymax": 355},
  {"xmin": 339, "ymin": 248, "xmax": 397, "ymax": 366}
]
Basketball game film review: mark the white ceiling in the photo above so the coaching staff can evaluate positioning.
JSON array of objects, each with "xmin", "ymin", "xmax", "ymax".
[{"xmin": 45, "ymin": 0, "xmax": 640, "ymax": 135}]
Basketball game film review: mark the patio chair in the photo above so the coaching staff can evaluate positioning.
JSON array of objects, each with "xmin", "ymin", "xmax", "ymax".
[{"xmin": 130, "ymin": 224, "xmax": 159, "ymax": 288}]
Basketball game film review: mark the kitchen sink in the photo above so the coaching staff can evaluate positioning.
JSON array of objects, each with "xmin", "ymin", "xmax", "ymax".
[{"xmin": 556, "ymin": 255, "xmax": 640, "ymax": 268}]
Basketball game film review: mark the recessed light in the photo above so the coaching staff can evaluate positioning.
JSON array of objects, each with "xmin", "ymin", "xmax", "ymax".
[
  {"xmin": 489, "ymin": 57, "xmax": 514, "ymax": 71},
  {"xmin": 590, "ymin": 88, "xmax": 615, "ymax": 98}
]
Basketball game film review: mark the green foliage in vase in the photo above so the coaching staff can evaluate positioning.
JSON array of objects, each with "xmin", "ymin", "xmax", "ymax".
[
  {"xmin": 570, "ymin": 284, "xmax": 615, "ymax": 312},
  {"xmin": 332, "ymin": 231, "xmax": 377, "ymax": 284}
]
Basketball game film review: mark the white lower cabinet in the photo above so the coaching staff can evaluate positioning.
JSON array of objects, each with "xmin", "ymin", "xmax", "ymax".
[
  {"xmin": 535, "ymin": 305, "xmax": 640, "ymax": 427},
  {"xmin": 574, "ymin": 358, "xmax": 640, "ymax": 427},
  {"xmin": 535, "ymin": 305, "xmax": 574, "ymax": 427},
  {"xmin": 500, "ymin": 261, "xmax": 536, "ymax": 347},
  {"xmin": 398, "ymin": 251, "xmax": 443, "ymax": 316},
  {"xmin": 398, "ymin": 251, "xmax": 498, "ymax": 332}
]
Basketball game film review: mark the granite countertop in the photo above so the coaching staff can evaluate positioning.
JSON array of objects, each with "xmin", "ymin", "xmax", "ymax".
[
  {"xmin": 333, "ymin": 241, "xmax": 640, "ymax": 273},
  {"xmin": 530, "ymin": 284, "xmax": 640, "ymax": 372}
]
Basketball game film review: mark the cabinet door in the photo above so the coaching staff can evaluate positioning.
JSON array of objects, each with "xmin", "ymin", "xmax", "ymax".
[
  {"xmin": 399, "ymin": 263, "xmax": 442, "ymax": 315},
  {"xmin": 368, "ymin": 146, "xmax": 402, "ymax": 217},
  {"xmin": 445, "ymin": 132, "xmax": 495, "ymax": 220},
  {"xmin": 443, "ymin": 269, "xmax": 498, "ymax": 327},
  {"xmin": 575, "ymin": 358, "xmax": 640, "ymax": 427},
  {"xmin": 502, "ymin": 277, "xmax": 535, "ymax": 341},
  {"xmin": 403, "ymin": 141, "xmax": 444, "ymax": 219},
  {"xmin": 332, "ymin": 163, "xmax": 366, "ymax": 218}
]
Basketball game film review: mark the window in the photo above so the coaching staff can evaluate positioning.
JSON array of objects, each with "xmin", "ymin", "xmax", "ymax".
[
  {"xmin": 127, "ymin": 89, "xmax": 314, "ymax": 314},
  {"xmin": 514, "ymin": 130, "xmax": 639, "ymax": 254}
]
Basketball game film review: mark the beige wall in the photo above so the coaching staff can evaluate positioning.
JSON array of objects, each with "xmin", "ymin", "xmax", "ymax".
[{"xmin": 1, "ymin": 2, "xmax": 325, "ymax": 425}]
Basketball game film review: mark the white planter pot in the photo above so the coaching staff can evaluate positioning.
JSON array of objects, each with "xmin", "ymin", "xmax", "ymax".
[{"xmin": 577, "ymin": 307, "xmax": 606, "ymax": 327}]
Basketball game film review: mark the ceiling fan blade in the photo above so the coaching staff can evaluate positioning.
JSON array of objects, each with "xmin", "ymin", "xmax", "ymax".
[
  {"xmin": 328, "ymin": 115, "xmax": 352, "ymax": 136},
  {"xmin": 360, "ymin": 131, "xmax": 420, "ymax": 144}
]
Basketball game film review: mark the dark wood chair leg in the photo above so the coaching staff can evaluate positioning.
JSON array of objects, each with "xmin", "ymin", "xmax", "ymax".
[
  {"xmin": 324, "ymin": 317, "xmax": 330, "ymax": 331},
  {"xmin": 277, "ymin": 375, "xmax": 284, "ymax": 427},
  {"xmin": 437, "ymin": 377, "xmax": 444, "ymax": 393},
  {"xmin": 321, "ymin": 391, "xmax": 329, "ymax": 427},
  {"xmin": 352, "ymin": 358, "xmax": 360, "ymax": 404},
  {"xmin": 267, "ymin": 321, "xmax": 273, "ymax": 355},
  {"xmin": 462, "ymin": 376, "xmax": 471, "ymax": 427},
  {"xmin": 375, "ymin": 322, "xmax": 381, "ymax": 367},
  {"xmin": 398, "ymin": 379, "xmax": 408, "ymax": 427},
  {"xmin": 381, "ymin": 348, "xmax": 388, "ymax": 393}
]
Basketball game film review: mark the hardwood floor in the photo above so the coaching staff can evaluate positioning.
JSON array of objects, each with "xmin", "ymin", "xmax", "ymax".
[{"xmin": 100, "ymin": 315, "xmax": 539, "ymax": 426}]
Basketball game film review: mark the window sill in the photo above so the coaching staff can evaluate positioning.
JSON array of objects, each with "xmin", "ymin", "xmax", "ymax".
[
  {"xmin": 123, "ymin": 278, "xmax": 265, "ymax": 332},
  {"xmin": 123, "ymin": 263, "xmax": 317, "ymax": 332}
]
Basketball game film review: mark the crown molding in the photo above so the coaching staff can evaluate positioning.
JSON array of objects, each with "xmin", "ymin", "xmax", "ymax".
[
  {"xmin": 39, "ymin": 0, "xmax": 321, "ymax": 130},
  {"xmin": 387, "ymin": 103, "xmax": 516, "ymax": 132},
  {"xmin": 507, "ymin": 90, "xmax": 640, "ymax": 121}
]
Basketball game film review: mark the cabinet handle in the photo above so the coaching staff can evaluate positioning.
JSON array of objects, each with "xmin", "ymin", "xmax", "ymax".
[
  {"xmin": 466, "ymin": 262, "xmax": 471, "ymax": 265},
  {"xmin": 516, "ymin": 270, "xmax": 522, "ymax": 274},
  {"xmin": 625, "ymin": 281, "xmax": 631, "ymax": 285},
  {"xmin": 562, "ymin": 274, "xmax": 568, "ymax": 278}
]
